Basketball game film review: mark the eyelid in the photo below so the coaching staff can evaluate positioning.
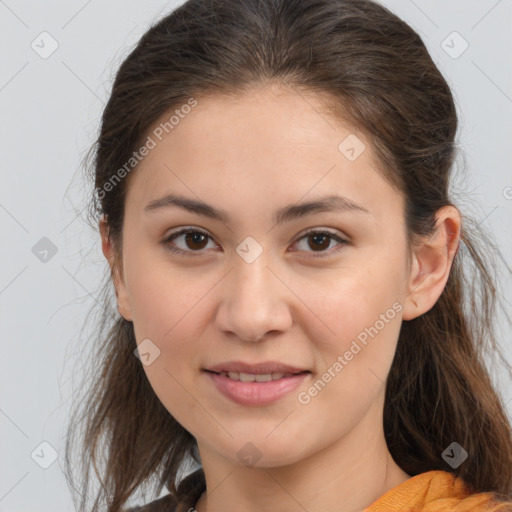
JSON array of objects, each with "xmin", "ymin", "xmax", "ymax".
[
  {"xmin": 289, "ymin": 227, "xmax": 349, "ymax": 257},
  {"xmin": 162, "ymin": 226, "xmax": 349, "ymax": 257},
  {"xmin": 294, "ymin": 226, "xmax": 347, "ymax": 241},
  {"xmin": 162, "ymin": 226, "xmax": 218, "ymax": 256}
]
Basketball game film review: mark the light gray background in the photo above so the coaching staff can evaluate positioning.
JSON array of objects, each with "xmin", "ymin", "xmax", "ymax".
[{"xmin": 1, "ymin": 1, "xmax": 511, "ymax": 511}]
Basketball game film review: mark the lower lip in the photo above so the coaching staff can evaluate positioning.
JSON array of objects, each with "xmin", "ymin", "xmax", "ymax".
[{"xmin": 205, "ymin": 371, "xmax": 310, "ymax": 406}]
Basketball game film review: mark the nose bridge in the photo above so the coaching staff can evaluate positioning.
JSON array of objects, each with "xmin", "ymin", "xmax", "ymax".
[
  {"xmin": 235, "ymin": 248, "xmax": 272, "ymax": 298},
  {"xmin": 216, "ymin": 243, "xmax": 292, "ymax": 342}
]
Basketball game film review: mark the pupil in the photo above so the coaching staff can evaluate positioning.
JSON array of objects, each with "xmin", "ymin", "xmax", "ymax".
[
  {"xmin": 309, "ymin": 234, "xmax": 329, "ymax": 251},
  {"xmin": 186, "ymin": 232, "xmax": 207, "ymax": 250}
]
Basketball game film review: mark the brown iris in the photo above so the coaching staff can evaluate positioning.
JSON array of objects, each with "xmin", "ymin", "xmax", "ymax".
[
  {"xmin": 184, "ymin": 231, "xmax": 209, "ymax": 250},
  {"xmin": 307, "ymin": 233, "xmax": 331, "ymax": 252}
]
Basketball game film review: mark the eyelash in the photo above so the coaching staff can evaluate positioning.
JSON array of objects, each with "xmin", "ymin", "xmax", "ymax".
[{"xmin": 161, "ymin": 227, "xmax": 348, "ymax": 259}]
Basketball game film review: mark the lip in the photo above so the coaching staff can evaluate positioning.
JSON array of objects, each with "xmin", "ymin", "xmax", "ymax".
[
  {"xmin": 205, "ymin": 360, "xmax": 309, "ymax": 374},
  {"xmin": 205, "ymin": 371, "xmax": 310, "ymax": 406}
]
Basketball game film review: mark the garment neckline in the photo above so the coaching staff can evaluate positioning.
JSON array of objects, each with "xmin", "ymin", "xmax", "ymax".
[{"xmin": 177, "ymin": 469, "xmax": 460, "ymax": 512}]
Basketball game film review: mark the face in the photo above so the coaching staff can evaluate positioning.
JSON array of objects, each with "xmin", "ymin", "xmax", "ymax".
[{"xmin": 108, "ymin": 83, "xmax": 414, "ymax": 468}]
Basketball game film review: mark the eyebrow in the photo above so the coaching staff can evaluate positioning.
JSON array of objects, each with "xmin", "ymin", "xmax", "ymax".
[{"xmin": 144, "ymin": 193, "xmax": 371, "ymax": 225}]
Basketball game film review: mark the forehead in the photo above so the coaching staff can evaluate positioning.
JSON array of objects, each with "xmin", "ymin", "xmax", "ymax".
[{"xmin": 124, "ymin": 84, "xmax": 404, "ymax": 225}]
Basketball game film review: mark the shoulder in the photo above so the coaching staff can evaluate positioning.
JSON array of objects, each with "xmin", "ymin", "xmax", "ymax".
[
  {"xmin": 123, "ymin": 494, "xmax": 178, "ymax": 512},
  {"xmin": 365, "ymin": 470, "xmax": 512, "ymax": 512},
  {"xmin": 422, "ymin": 493, "xmax": 512, "ymax": 511},
  {"xmin": 430, "ymin": 490, "xmax": 512, "ymax": 512},
  {"xmin": 422, "ymin": 471, "xmax": 512, "ymax": 512},
  {"xmin": 124, "ymin": 467, "xmax": 205, "ymax": 512}
]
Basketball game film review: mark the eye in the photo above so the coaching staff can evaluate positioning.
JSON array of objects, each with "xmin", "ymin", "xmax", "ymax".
[
  {"xmin": 161, "ymin": 227, "xmax": 348, "ymax": 258},
  {"xmin": 290, "ymin": 229, "xmax": 348, "ymax": 258},
  {"xmin": 162, "ymin": 227, "xmax": 218, "ymax": 256}
]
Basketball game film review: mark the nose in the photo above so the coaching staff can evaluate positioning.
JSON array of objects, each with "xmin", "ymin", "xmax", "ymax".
[{"xmin": 215, "ymin": 252, "xmax": 293, "ymax": 343}]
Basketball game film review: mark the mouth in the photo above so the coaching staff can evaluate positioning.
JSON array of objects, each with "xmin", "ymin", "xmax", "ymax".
[
  {"xmin": 204, "ymin": 369, "xmax": 310, "ymax": 382},
  {"xmin": 203, "ymin": 360, "xmax": 311, "ymax": 380},
  {"xmin": 203, "ymin": 366, "xmax": 311, "ymax": 406}
]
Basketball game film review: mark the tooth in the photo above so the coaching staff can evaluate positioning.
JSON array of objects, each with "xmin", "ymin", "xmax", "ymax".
[
  {"xmin": 239, "ymin": 372, "xmax": 256, "ymax": 382},
  {"xmin": 222, "ymin": 371, "xmax": 296, "ymax": 382},
  {"xmin": 255, "ymin": 373, "xmax": 272, "ymax": 382}
]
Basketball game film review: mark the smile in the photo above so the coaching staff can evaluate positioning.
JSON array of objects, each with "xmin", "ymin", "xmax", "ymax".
[
  {"xmin": 217, "ymin": 371, "xmax": 300, "ymax": 382},
  {"xmin": 204, "ymin": 370, "xmax": 310, "ymax": 406}
]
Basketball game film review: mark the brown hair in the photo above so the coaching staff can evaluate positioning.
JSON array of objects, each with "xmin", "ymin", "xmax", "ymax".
[{"xmin": 64, "ymin": 0, "xmax": 512, "ymax": 510}]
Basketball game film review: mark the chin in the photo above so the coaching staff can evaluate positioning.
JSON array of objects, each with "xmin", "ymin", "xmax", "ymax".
[{"xmin": 205, "ymin": 432, "xmax": 313, "ymax": 469}]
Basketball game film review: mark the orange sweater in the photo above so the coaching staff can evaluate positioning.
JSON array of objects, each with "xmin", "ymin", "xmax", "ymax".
[{"xmin": 363, "ymin": 470, "xmax": 512, "ymax": 511}]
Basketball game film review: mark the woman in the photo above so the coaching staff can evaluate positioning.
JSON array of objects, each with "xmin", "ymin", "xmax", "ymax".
[{"xmin": 64, "ymin": 0, "xmax": 512, "ymax": 511}]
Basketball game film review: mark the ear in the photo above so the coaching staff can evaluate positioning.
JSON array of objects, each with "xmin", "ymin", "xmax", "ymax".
[
  {"xmin": 99, "ymin": 215, "xmax": 133, "ymax": 321},
  {"xmin": 402, "ymin": 205, "xmax": 461, "ymax": 321}
]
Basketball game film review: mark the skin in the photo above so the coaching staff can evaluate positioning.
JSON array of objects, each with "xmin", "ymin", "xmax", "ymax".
[{"xmin": 100, "ymin": 83, "xmax": 461, "ymax": 512}]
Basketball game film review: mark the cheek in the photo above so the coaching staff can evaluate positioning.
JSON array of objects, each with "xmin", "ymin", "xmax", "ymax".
[
  {"xmin": 126, "ymin": 247, "xmax": 210, "ymax": 339},
  {"xmin": 289, "ymin": 263, "xmax": 403, "ymax": 435},
  {"xmin": 127, "ymin": 260, "xmax": 214, "ymax": 430},
  {"xmin": 295, "ymin": 253, "xmax": 404, "ymax": 373}
]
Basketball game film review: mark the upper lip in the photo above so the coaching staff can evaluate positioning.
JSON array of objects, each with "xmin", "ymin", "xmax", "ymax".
[{"xmin": 204, "ymin": 361, "xmax": 310, "ymax": 375}]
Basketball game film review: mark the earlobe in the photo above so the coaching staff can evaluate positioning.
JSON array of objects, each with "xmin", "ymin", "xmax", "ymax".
[
  {"xmin": 99, "ymin": 216, "xmax": 133, "ymax": 321},
  {"xmin": 402, "ymin": 206, "xmax": 461, "ymax": 321}
]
